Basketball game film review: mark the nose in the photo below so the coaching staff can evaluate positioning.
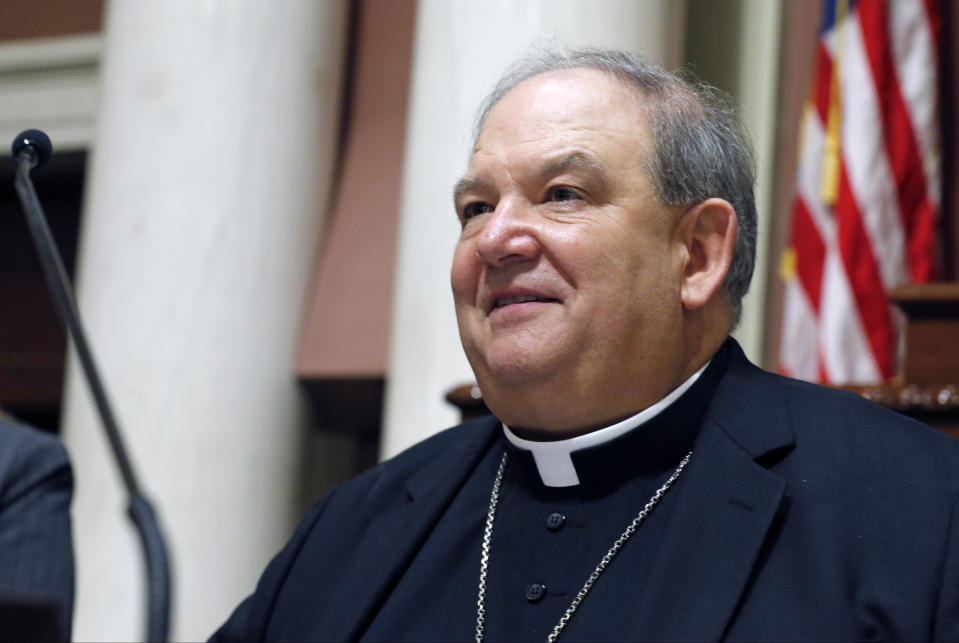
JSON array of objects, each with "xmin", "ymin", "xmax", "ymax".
[{"xmin": 475, "ymin": 198, "xmax": 540, "ymax": 267}]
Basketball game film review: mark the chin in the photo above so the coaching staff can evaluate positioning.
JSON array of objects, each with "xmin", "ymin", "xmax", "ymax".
[
  {"xmin": 480, "ymin": 353, "xmax": 561, "ymax": 387},
  {"xmin": 472, "ymin": 361, "xmax": 562, "ymax": 421},
  {"xmin": 464, "ymin": 335, "xmax": 575, "ymax": 404}
]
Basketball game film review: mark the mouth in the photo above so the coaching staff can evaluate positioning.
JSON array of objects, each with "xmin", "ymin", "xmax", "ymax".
[{"xmin": 490, "ymin": 293, "xmax": 559, "ymax": 311}]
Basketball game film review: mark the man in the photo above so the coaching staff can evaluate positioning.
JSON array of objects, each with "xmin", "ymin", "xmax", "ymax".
[
  {"xmin": 0, "ymin": 411, "xmax": 75, "ymax": 640},
  {"xmin": 213, "ymin": 49, "xmax": 959, "ymax": 641}
]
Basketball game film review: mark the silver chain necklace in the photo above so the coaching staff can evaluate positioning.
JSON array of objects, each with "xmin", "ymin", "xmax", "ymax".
[{"xmin": 475, "ymin": 450, "xmax": 693, "ymax": 643}]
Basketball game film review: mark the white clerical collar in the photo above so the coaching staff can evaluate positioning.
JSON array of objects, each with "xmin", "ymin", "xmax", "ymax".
[{"xmin": 502, "ymin": 360, "xmax": 711, "ymax": 487}]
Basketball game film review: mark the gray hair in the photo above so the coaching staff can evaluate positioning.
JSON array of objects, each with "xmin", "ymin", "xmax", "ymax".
[{"xmin": 473, "ymin": 48, "xmax": 757, "ymax": 327}]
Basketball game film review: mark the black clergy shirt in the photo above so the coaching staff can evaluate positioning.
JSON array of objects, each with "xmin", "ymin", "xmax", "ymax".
[{"xmin": 360, "ymin": 346, "xmax": 726, "ymax": 641}]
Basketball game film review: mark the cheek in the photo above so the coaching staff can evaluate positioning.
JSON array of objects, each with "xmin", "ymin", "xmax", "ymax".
[
  {"xmin": 592, "ymin": 241, "xmax": 678, "ymax": 317},
  {"xmin": 450, "ymin": 243, "xmax": 477, "ymax": 302}
]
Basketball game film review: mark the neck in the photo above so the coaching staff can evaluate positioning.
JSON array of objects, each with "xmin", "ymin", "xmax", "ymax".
[
  {"xmin": 507, "ymin": 347, "xmax": 726, "ymax": 440},
  {"xmin": 502, "ymin": 357, "xmax": 713, "ymax": 486},
  {"xmin": 506, "ymin": 354, "xmax": 714, "ymax": 443}
]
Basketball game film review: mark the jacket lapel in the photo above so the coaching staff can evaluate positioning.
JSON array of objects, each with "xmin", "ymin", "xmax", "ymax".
[
  {"xmin": 631, "ymin": 341, "xmax": 796, "ymax": 640},
  {"xmin": 318, "ymin": 416, "xmax": 500, "ymax": 641}
]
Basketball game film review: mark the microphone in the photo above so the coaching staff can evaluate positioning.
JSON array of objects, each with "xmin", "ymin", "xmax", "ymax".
[
  {"xmin": 11, "ymin": 129, "xmax": 53, "ymax": 170},
  {"xmin": 11, "ymin": 130, "xmax": 172, "ymax": 642}
]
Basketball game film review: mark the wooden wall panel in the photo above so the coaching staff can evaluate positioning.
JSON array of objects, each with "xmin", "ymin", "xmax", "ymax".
[{"xmin": 0, "ymin": 1, "xmax": 103, "ymax": 41}]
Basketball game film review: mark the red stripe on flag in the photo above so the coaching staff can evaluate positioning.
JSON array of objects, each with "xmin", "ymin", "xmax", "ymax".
[
  {"xmin": 917, "ymin": 0, "xmax": 942, "ymax": 281},
  {"xmin": 857, "ymin": 0, "xmax": 938, "ymax": 282},
  {"xmin": 908, "ymin": 199, "xmax": 938, "ymax": 282},
  {"xmin": 836, "ymin": 162, "xmax": 895, "ymax": 379},
  {"xmin": 791, "ymin": 198, "xmax": 827, "ymax": 312},
  {"xmin": 813, "ymin": 41, "xmax": 834, "ymax": 124},
  {"xmin": 923, "ymin": 0, "xmax": 942, "ymax": 57}
]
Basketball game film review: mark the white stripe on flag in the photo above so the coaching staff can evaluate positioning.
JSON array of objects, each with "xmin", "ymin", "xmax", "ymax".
[
  {"xmin": 889, "ymin": 0, "xmax": 941, "ymax": 207},
  {"xmin": 780, "ymin": 278, "xmax": 819, "ymax": 381},
  {"xmin": 818, "ymin": 250, "xmax": 882, "ymax": 383},
  {"xmin": 794, "ymin": 106, "xmax": 834, "ymax": 245}
]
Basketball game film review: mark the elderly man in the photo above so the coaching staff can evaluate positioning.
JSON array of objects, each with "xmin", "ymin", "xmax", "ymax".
[{"xmin": 213, "ymin": 49, "xmax": 959, "ymax": 641}]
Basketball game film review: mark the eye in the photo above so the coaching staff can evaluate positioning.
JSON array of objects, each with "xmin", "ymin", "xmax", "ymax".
[
  {"xmin": 546, "ymin": 186, "xmax": 582, "ymax": 202},
  {"xmin": 462, "ymin": 201, "xmax": 494, "ymax": 220}
]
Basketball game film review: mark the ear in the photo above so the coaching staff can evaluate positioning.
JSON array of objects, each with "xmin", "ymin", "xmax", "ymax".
[{"xmin": 676, "ymin": 198, "xmax": 737, "ymax": 311}]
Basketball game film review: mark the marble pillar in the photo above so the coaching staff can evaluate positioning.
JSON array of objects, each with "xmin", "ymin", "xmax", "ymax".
[{"xmin": 60, "ymin": 1, "xmax": 348, "ymax": 638}]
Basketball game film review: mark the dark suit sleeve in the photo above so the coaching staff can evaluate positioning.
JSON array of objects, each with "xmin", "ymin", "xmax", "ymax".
[
  {"xmin": 0, "ymin": 422, "xmax": 75, "ymax": 640},
  {"xmin": 934, "ymin": 495, "xmax": 959, "ymax": 641},
  {"xmin": 210, "ymin": 490, "xmax": 334, "ymax": 642}
]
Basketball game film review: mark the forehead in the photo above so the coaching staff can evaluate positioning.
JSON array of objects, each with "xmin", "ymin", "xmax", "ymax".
[{"xmin": 471, "ymin": 68, "xmax": 650, "ymax": 164}]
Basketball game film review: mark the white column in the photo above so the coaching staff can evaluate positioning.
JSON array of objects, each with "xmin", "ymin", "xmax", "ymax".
[
  {"xmin": 727, "ymin": 0, "xmax": 783, "ymax": 364},
  {"xmin": 60, "ymin": 1, "xmax": 348, "ymax": 640},
  {"xmin": 382, "ymin": 0, "xmax": 687, "ymax": 458}
]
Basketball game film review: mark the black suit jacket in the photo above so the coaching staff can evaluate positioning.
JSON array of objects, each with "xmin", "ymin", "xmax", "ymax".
[
  {"xmin": 0, "ymin": 418, "xmax": 75, "ymax": 639},
  {"xmin": 213, "ymin": 342, "xmax": 959, "ymax": 641}
]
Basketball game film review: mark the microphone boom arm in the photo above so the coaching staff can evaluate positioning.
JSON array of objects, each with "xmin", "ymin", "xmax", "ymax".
[{"xmin": 12, "ymin": 132, "xmax": 172, "ymax": 643}]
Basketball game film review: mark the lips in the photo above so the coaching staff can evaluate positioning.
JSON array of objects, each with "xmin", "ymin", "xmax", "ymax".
[{"xmin": 488, "ymin": 291, "xmax": 559, "ymax": 312}]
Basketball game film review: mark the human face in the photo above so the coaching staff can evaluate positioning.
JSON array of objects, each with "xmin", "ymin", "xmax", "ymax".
[{"xmin": 451, "ymin": 68, "xmax": 694, "ymax": 436}]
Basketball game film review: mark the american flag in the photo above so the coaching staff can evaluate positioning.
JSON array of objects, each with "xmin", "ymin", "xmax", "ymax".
[{"xmin": 778, "ymin": 0, "xmax": 941, "ymax": 384}]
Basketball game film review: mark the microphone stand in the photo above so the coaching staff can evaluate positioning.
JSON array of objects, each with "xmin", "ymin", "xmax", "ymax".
[{"xmin": 11, "ymin": 130, "xmax": 171, "ymax": 642}]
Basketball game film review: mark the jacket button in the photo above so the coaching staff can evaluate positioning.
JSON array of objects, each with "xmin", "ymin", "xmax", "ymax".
[
  {"xmin": 525, "ymin": 583, "xmax": 547, "ymax": 603},
  {"xmin": 546, "ymin": 512, "xmax": 566, "ymax": 531}
]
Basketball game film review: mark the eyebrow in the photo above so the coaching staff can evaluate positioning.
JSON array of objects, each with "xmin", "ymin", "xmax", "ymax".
[
  {"xmin": 537, "ymin": 151, "xmax": 609, "ymax": 190},
  {"xmin": 451, "ymin": 150, "xmax": 610, "ymax": 207},
  {"xmin": 452, "ymin": 176, "xmax": 489, "ymax": 208}
]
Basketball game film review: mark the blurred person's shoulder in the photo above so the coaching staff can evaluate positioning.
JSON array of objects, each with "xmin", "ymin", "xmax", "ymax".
[{"xmin": 0, "ymin": 413, "xmax": 72, "ymax": 497}]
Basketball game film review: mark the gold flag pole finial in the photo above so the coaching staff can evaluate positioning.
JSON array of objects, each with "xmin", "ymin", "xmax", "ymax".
[{"xmin": 821, "ymin": 0, "xmax": 848, "ymax": 207}]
